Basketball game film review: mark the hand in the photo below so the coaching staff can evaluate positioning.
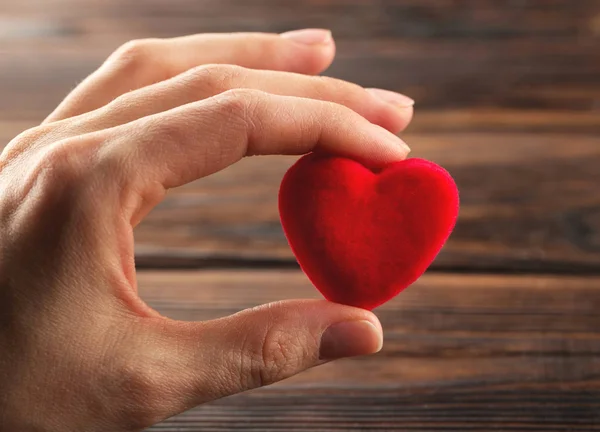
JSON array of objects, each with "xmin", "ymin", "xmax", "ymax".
[{"xmin": 0, "ymin": 29, "xmax": 413, "ymax": 431}]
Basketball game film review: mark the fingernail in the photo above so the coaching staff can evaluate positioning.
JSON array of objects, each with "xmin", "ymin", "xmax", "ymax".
[
  {"xmin": 367, "ymin": 88, "xmax": 415, "ymax": 108},
  {"xmin": 280, "ymin": 28, "xmax": 332, "ymax": 45},
  {"xmin": 319, "ymin": 320, "xmax": 383, "ymax": 360}
]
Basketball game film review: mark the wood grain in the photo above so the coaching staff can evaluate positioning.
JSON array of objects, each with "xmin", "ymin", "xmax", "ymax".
[
  {"xmin": 1, "ymin": 0, "xmax": 598, "ymax": 273},
  {"xmin": 148, "ymin": 388, "xmax": 600, "ymax": 431},
  {"xmin": 132, "ymin": 131, "xmax": 600, "ymax": 273},
  {"xmin": 138, "ymin": 269, "xmax": 600, "ymax": 430},
  {"xmin": 1, "ymin": 1, "xmax": 600, "ymax": 430},
  {"xmin": 1, "ymin": 0, "xmax": 599, "ymax": 121}
]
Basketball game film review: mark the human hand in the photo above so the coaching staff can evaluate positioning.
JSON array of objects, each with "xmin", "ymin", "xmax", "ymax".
[{"xmin": 0, "ymin": 29, "xmax": 413, "ymax": 431}]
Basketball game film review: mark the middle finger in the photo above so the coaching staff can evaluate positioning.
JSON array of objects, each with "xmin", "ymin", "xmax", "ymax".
[{"xmin": 65, "ymin": 64, "xmax": 414, "ymax": 137}]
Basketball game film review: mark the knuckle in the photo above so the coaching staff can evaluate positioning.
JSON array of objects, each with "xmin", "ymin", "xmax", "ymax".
[
  {"xmin": 220, "ymin": 87, "xmax": 265, "ymax": 105},
  {"xmin": 321, "ymin": 98, "xmax": 355, "ymax": 121},
  {"xmin": 0, "ymin": 135, "xmax": 91, "ymax": 232},
  {"xmin": 216, "ymin": 88, "xmax": 266, "ymax": 121},
  {"xmin": 1, "ymin": 125, "xmax": 54, "ymax": 167},
  {"xmin": 9, "ymin": 125, "xmax": 49, "ymax": 147},
  {"xmin": 240, "ymin": 323, "xmax": 309, "ymax": 389},
  {"xmin": 137, "ymin": 117, "xmax": 201, "ymax": 184},
  {"xmin": 113, "ymin": 39, "xmax": 150, "ymax": 59},
  {"xmin": 107, "ymin": 38, "xmax": 159, "ymax": 72},
  {"xmin": 218, "ymin": 88, "xmax": 268, "ymax": 148},
  {"xmin": 28, "ymin": 137, "xmax": 106, "ymax": 209},
  {"xmin": 0, "ymin": 138, "xmax": 97, "ymax": 237},
  {"xmin": 36, "ymin": 139, "xmax": 90, "ymax": 185},
  {"xmin": 186, "ymin": 63, "xmax": 247, "ymax": 94},
  {"xmin": 144, "ymin": 116, "xmax": 187, "ymax": 151},
  {"xmin": 263, "ymin": 327, "xmax": 306, "ymax": 372}
]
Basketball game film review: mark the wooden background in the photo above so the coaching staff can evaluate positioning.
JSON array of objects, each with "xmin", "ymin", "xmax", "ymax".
[{"xmin": 1, "ymin": 0, "xmax": 600, "ymax": 430}]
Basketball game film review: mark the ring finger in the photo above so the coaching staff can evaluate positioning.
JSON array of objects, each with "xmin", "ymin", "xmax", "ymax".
[{"xmin": 62, "ymin": 64, "xmax": 414, "ymax": 138}]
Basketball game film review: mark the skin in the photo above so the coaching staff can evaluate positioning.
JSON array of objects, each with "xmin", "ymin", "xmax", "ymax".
[{"xmin": 0, "ymin": 29, "xmax": 414, "ymax": 431}]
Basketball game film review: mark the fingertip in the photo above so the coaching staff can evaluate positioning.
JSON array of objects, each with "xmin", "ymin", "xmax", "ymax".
[
  {"xmin": 316, "ymin": 37, "xmax": 337, "ymax": 74},
  {"xmin": 372, "ymin": 105, "xmax": 414, "ymax": 136},
  {"xmin": 366, "ymin": 88, "xmax": 415, "ymax": 108},
  {"xmin": 280, "ymin": 28, "xmax": 332, "ymax": 45},
  {"xmin": 399, "ymin": 105, "xmax": 414, "ymax": 131},
  {"xmin": 279, "ymin": 29, "xmax": 336, "ymax": 75},
  {"xmin": 361, "ymin": 309, "xmax": 383, "ymax": 335},
  {"xmin": 250, "ymin": 300, "xmax": 383, "ymax": 361},
  {"xmin": 392, "ymin": 105, "xmax": 414, "ymax": 134},
  {"xmin": 366, "ymin": 89, "xmax": 415, "ymax": 134},
  {"xmin": 297, "ymin": 40, "xmax": 336, "ymax": 75},
  {"xmin": 348, "ymin": 307, "xmax": 384, "ymax": 347},
  {"xmin": 370, "ymin": 124, "xmax": 411, "ymax": 162},
  {"xmin": 317, "ymin": 118, "xmax": 411, "ymax": 170},
  {"xmin": 319, "ymin": 318, "xmax": 383, "ymax": 360}
]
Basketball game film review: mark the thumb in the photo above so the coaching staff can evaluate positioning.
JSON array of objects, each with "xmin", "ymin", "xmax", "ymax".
[{"xmin": 156, "ymin": 299, "xmax": 382, "ymax": 412}]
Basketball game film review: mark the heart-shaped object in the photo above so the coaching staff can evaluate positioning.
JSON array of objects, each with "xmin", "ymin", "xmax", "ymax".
[{"xmin": 278, "ymin": 154, "xmax": 459, "ymax": 310}]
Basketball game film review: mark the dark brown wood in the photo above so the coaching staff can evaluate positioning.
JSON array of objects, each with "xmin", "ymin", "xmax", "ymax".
[
  {"xmin": 1, "ymin": 0, "xmax": 599, "ymax": 272},
  {"xmin": 130, "ymin": 131, "xmax": 600, "ymax": 273},
  {"xmin": 138, "ymin": 270, "xmax": 600, "ymax": 430},
  {"xmin": 1, "ymin": 0, "xmax": 599, "ymax": 122},
  {"xmin": 2, "ymin": 1, "xmax": 600, "ymax": 429}
]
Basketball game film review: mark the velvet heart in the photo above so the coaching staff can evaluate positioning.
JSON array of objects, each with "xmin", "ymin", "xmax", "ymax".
[{"xmin": 278, "ymin": 154, "xmax": 460, "ymax": 310}]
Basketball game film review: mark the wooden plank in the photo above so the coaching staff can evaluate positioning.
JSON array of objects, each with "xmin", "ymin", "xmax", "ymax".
[
  {"xmin": 1, "ymin": 0, "xmax": 598, "ymax": 272},
  {"xmin": 1, "ymin": 42, "xmax": 598, "ymax": 123},
  {"xmin": 129, "ymin": 131, "xmax": 600, "ymax": 273},
  {"xmin": 4, "ymin": 128, "xmax": 598, "ymax": 272},
  {"xmin": 0, "ymin": 0, "xmax": 598, "ymax": 121},
  {"xmin": 138, "ymin": 270, "xmax": 600, "ymax": 430},
  {"xmin": 3, "ymin": 0, "xmax": 598, "ymax": 40},
  {"xmin": 1, "ymin": 0, "xmax": 599, "ymax": 273}
]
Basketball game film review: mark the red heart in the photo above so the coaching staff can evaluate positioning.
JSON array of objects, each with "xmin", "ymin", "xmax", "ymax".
[{"xmin": 278, "ymin": 154, "xmax": 459, "ymax": 310}]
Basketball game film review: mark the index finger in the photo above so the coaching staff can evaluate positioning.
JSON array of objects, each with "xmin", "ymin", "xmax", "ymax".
[{"xmin": 97, "ymin": 89, "xmax": 410, "ymax": 215}]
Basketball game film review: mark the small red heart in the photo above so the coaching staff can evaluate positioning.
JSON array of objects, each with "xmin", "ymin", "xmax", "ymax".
[{"xmin": 278, "ymin": 154, "xmax": 459, "ymax": 310}]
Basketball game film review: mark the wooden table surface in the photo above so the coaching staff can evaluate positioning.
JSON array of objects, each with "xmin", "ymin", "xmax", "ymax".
[{"xmin": 2, "ymin": 0, "xmax": 600, "ymax": 430}]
